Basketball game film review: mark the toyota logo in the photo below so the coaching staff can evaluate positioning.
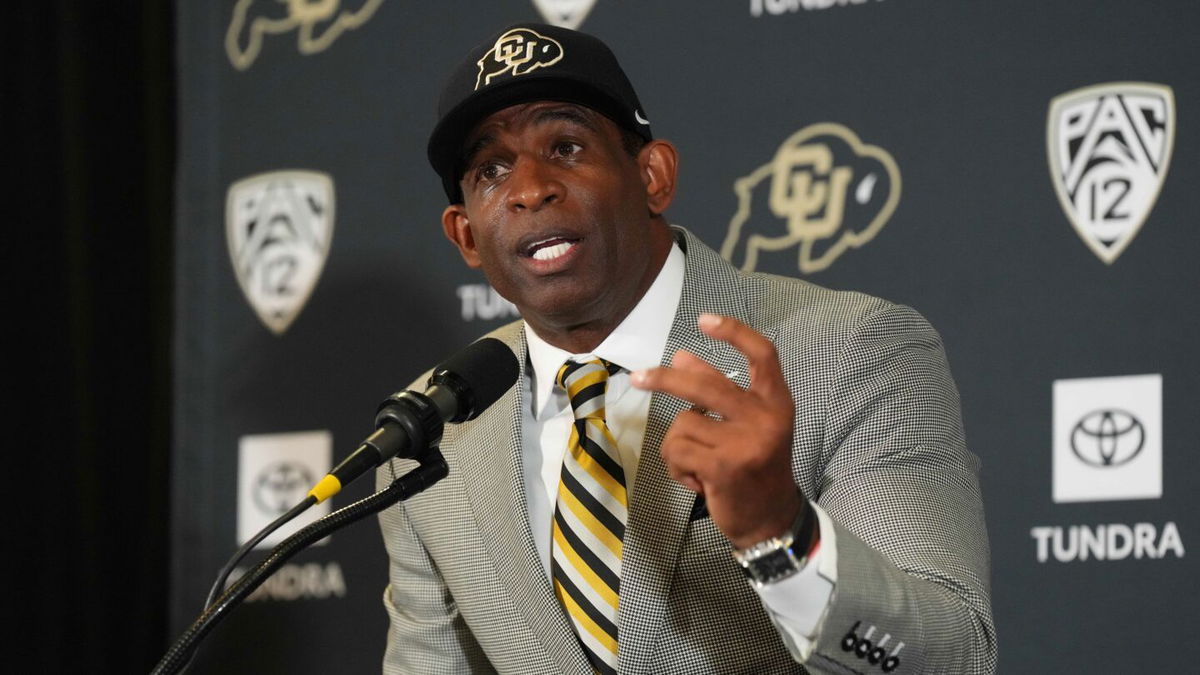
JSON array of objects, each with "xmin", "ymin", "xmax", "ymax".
[
  {"xmin": 253, "ymin": 461, "xmax": 316, "ymax": 515},
  {"xmin": 1070, "ymin": 409, "xmax": 1145, "ymax": 467}
]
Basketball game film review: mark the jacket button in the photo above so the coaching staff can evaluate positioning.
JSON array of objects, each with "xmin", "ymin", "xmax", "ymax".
[
  {"xmin": 868, "ymin": 647, "xmax": 885, "ymax": 664},
  {"xmin": 854, "ymin": 639, "xmax": 872, "ymax": 658},
  {"xmin": 841, "ymin": 623, "xmax": 860, "ymax": 652}
]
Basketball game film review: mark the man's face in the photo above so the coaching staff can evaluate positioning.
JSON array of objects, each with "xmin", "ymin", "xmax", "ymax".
[{"xmin": 442, "ymin": 101, "xmax": 674, "ymax": 343}]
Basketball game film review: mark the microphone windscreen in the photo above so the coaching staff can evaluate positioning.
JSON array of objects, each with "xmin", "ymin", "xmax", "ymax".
[{"xmin": 430, "ymin": 337, "xmax": 520, "ymax": 422}]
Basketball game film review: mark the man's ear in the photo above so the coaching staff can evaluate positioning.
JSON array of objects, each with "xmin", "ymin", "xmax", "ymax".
[
  {"xmin": 639, "ymin": 139, "xmax": 679, "ymax": 216},
  {"xmin": 442, "ymin": 204, "xmax": 482, "ymax": 268}
]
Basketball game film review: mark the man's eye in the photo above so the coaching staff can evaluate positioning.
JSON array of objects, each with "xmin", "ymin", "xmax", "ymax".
[
  {"xmin": 552, "ymin": 141, "xmax": 582, "ymax": 158},
  {"xmin": 476, "ymin": 162, "xmax": 508, "ymax": 182}
]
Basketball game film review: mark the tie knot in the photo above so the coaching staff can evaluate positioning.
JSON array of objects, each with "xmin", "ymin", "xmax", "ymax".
[{"xmin": 556, "ymin": 358, "xmax": 616, "ymax": 420}]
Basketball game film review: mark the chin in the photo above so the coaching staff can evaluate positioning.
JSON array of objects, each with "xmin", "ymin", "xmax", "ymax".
[{"xmin": 522, "ymin": 288, "xmax": 608, "ymax": 326}]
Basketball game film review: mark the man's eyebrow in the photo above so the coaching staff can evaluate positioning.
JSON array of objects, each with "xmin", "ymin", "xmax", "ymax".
[
  {"xmin": 532, "ymin": 105, "xmax": 600, "ymax": 131},
  {"xmin": 458, "ymin": 105, "xmax": 600, "ymax": 173},
  {"xmin": 460, "ymin": 132, "xmax": 497, "ymax": 170}
]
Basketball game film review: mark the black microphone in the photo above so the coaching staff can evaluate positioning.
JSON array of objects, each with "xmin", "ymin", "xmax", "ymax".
[{"xmin": 307, "ymin": 337, "xmax": 519, "ymax": 503}]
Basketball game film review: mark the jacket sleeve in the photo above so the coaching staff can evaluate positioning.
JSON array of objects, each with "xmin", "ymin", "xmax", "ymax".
[
  {"xmin": 377, "ymin": 460, "xmax": 497, "ymax": 675},
  {"xmin": 802, "ymin": 302, "xmax": 996, "ymax": 674}
]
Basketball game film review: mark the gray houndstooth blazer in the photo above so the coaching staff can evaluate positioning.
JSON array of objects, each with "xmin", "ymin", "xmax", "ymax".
[{"xmin": 378, "ymin": 227, "xmax": 996, "ymax": 674}]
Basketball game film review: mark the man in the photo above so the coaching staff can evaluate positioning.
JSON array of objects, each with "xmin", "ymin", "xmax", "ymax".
[{"xmin": 378, "ymin": 23, "xmax": 995, "ymax": 674}]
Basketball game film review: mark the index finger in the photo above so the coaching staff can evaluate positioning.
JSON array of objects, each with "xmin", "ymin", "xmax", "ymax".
[
  {"xmin": 631, "ymin": 354, "xmax": 745, "ymax": 416},
  {"xmin": 697, "ymin": 313, "xmax": 787, "ymax": 397}
]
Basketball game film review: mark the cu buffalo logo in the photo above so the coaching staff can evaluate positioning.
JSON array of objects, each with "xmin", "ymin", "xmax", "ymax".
[
  {"xmin": 721, "ymin": 123, "xmax": 901, "ymax": 275},
  {"xmin": 1070, "ymin": 409, "xmax": 1145, "ymax": 468},
  {"xmin": 225, "ymin": 0, "xmax": 384, "ymax": 71},
  {"xmin": 475, "ymin": 28, "xmax": 564, "ymax": 90}
]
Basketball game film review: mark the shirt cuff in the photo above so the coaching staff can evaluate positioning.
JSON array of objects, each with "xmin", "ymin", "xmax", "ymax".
[{"xmin": 752, "ymin": 503, "xmax": 838, "ymax": 662}]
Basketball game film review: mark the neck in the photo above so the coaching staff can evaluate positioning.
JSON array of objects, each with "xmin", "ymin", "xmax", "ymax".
[
  {"xmin": 527, "ymin": 222, "xmax": 675, "ymax": 354},
  {"xmin": 532, "ymin": 323, "xmax": 615, "ymax": 355}
]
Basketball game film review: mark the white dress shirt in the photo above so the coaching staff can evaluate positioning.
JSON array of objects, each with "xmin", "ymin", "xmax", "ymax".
[{"xmin": 520, "ymin": 242, "xmax": 837, "ymax": 661}]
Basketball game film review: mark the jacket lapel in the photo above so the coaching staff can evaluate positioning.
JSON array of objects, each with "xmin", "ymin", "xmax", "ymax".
[
  {"xmin": 619, "ymin": 230, "xmax": 772, "ymax": 675},
  {"xmin": 453, "ymin": 325, "xmax": 592, "ymax": 675}
]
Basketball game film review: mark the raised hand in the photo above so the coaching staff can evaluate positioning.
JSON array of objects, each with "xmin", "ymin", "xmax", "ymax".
[{"xmin": 632, "ymin": 313, "xmax": 805, "ymax": 549}]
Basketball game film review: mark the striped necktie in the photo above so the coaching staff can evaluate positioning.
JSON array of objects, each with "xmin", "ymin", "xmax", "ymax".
[{"xmin": 551, "ymin": 358, "xmax": 626, "ymax": 675}]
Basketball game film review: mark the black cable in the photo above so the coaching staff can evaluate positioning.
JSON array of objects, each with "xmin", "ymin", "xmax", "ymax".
[
  {"xmin": 203, "ymin": 496, "xmax": 316, "ymax": 609},
  {"xmin": 172, "ymin": 496, "xmax": 318, "ymax": 675},
  {"xmin": 152, "ymin": 453, "xmax": 449, "ymax": 675}
]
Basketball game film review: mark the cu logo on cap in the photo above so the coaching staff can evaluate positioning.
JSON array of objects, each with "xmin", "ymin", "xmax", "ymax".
[
  {"xmin": 475, "ymin": 28, "xmax": 564, "ymax": 90},
  {"xmin": 1070, "ymin": 409, "xmax": 1145, "ymax": 467}
]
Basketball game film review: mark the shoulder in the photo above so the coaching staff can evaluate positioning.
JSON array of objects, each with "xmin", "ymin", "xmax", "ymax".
[
  {"xmin": 742, "ymin": 270, "xmax": 893, "ymax": 335},
  {"xmin": 675, "ymin": 225, "xmax": 892, "ymax": 327},
  {"xmin": 749, "ymin": 270, "xmax": 939, "ymax": 345},
  {"xmin": 675, "ymin": 224, "xmax": 938, "ymax": 357}
]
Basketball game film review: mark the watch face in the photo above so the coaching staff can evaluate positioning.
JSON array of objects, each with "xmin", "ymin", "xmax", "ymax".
[{"xmin": 756, "ymin": 550, "xmax": 796, "ymax": 581}]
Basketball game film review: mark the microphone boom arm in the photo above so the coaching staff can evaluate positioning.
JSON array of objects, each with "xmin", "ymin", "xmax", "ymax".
[{"xmin": 152, "ymin": 450, "xmax": 450, "ymax": 675}]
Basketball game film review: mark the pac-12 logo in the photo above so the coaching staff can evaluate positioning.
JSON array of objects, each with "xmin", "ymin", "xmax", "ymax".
[
  {"xmin": 721, "ymin": 123, "xmax": 900, "ymax": 274},
  {"xmin": 226, "ymin": 170, "xmax": 334, "ymax": 335},
  {"xmin": 476, "ymin": 28, "xmax": 564, "ymax": 90},
  {"xmin": 1047, "ymin": 82, "xmax": 1175, "ymax": 264},
  {"xmin": 532, "ymin": 0, "xmax": 597, "ymax": 30}
]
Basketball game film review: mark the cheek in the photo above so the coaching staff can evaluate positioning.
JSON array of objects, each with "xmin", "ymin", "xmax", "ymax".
[{"xmin": 468, "ymin": 222, "xmax": 513, "ymax": 274}]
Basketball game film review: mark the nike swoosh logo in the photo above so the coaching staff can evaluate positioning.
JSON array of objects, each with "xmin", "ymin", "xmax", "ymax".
[{"xmin": 634, "ymin": 109, "xmax": 650, "ymax": 125}]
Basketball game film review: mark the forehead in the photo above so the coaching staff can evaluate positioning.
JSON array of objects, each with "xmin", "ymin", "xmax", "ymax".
[{"xmin": 464, "ymin": 101, "xmax": 615, "ymax": 145}]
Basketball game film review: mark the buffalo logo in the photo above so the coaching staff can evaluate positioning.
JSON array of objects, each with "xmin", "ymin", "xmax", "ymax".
[
  {"xmin": 1047, "ymin": 82, "xmax": 1175, "ymax": 264},
  {"xmin": 532, "ymin": 0, "xmax": 597, "ymax": 30},
  {"xmin": 226, "ymin": 170, "xmax": 335, "ymax": 335},
  {"xmin": 253, "ymin": 461, "xmax": 316, "ymax": 515},
  {"xmin": 721, "ymin": 123, "xmax": 901, "ymax": 274},
  {"xmin": 476, "ymin": 28, "xmax": 564, "ymax": 90},
  {"xmin": 1070, "ymin": 409, "xmax": 1145, "ymax": 468},
  {"xmin": 225, "ymin": 0, "xmax": 384, "ymax": 71}
]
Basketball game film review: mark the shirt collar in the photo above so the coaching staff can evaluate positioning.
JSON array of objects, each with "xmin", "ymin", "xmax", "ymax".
[{"xmin": 524, "ymin": 242, "xmax": 686, "ymax": 418}]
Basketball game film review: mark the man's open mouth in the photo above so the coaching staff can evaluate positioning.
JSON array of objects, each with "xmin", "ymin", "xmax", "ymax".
[{"xmin": 525, "ymin": 237, "xmax": 580, "ymax": 261}]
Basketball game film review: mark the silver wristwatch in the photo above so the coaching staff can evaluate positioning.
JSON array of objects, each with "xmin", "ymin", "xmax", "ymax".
[{"xmin": 732, "ymin": 507, "xmax": 814, "ymax": 587}]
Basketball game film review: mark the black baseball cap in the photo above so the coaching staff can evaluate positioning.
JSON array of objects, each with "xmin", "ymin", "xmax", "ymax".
[{"xmin": 427, "ymin": 22, "xmax": 653, "ymax": 203}]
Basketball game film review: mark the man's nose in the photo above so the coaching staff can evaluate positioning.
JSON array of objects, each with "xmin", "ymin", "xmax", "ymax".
[{"xmin": 506, "ymin": 157, "xmax": 563, "ymax": 212}]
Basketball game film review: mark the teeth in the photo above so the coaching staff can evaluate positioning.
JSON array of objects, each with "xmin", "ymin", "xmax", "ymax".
[{"xmin": 531, "ymin": 241, "xmax": 573, "ymax": 261}]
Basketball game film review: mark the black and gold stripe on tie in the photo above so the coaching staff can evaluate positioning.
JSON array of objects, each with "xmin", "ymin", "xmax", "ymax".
[{"xmin": 551, "ymin": 358, "xmax": 626, "ymax": 675}]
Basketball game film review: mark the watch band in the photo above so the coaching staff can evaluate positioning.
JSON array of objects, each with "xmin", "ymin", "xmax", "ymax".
[{"xmin": 732, "ymin": 503, "xmax": 816, "ymax": 587}]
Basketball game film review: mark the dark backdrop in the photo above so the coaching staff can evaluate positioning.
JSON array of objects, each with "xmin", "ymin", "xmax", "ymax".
[{"xmin": 12, "ymin": 2, "xmax": 173, "ymax": 672}]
